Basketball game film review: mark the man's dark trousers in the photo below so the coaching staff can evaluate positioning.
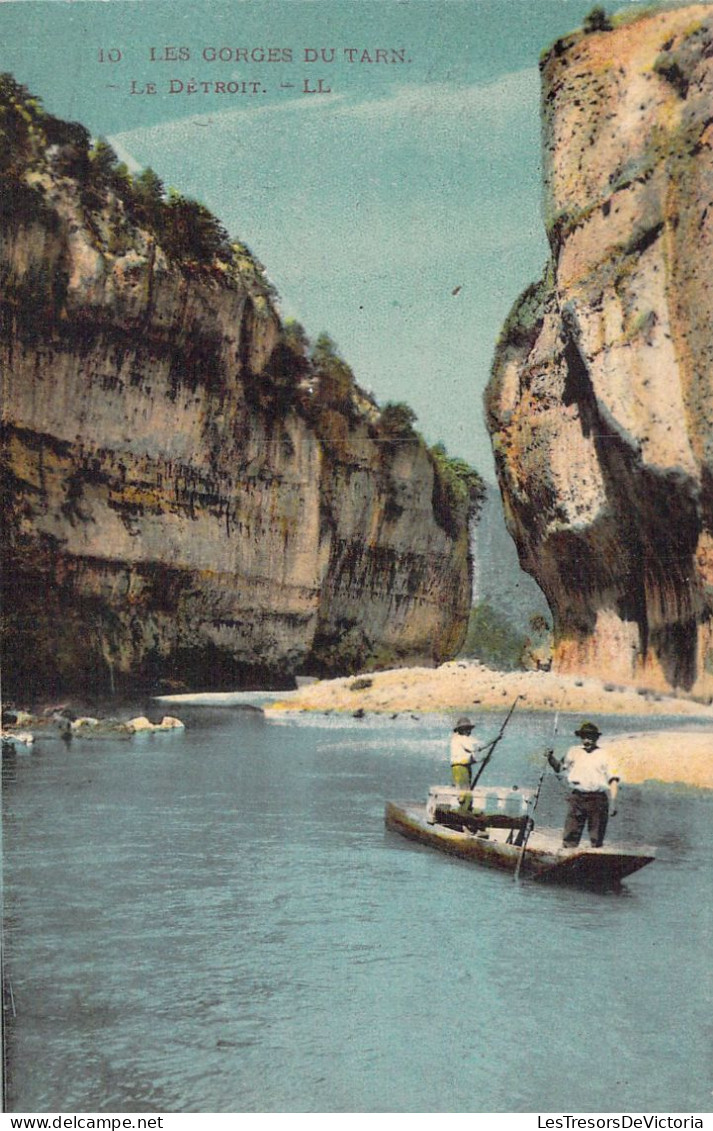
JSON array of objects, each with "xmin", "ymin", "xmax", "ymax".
[{"xmin": 563, "ymin": 790, "xmax": 609, "ymax": 847}]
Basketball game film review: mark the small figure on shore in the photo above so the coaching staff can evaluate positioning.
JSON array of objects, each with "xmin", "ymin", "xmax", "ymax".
[
  {"xmin": 52, "ymin": 708, "xmax": 76, "ymax": 745},
  {"xmin": 547, "ymin": 721, "xmax": 620, "ymax": 849},
  {"xmin": 450, "ymin": 716, "xmax": 490, "ymax": 789}
]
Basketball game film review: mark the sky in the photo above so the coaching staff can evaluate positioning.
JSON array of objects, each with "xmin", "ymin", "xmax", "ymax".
[{"xmin": 0, "ymin": 0, "xmax": 677, "ymax": 480}]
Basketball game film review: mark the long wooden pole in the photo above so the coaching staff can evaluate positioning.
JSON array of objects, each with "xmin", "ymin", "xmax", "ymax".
[
  {"xmin": 470, "ymin": 695, "xmax": 521, "ymax": 788},
  {"xmin": 514, "ymin": 708, "xmax": 560, "ymax": 882}
]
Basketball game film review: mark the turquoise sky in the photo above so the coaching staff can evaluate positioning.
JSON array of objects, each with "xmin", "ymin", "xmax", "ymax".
[{"xmin": 0, "ymin": 0, "xmax": 675, "ymax": 478}]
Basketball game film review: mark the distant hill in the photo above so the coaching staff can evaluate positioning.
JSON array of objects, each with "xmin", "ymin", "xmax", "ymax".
[
  {"xmin": 473, "ymin": 485, "xmax": 550, "ymax": 630},
  {"xmin": 462, "ymin": 484, "xmax": 552, "ymax": 669}
]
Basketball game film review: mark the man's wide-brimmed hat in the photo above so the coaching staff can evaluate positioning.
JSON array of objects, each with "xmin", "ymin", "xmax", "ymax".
[
  {"xmin": 575, "ymin": 721, "xmax": 601, "ymax": 739},
  {"xmin": 454, "ymin": 716, "xmax": 474, "ymax": 731}
]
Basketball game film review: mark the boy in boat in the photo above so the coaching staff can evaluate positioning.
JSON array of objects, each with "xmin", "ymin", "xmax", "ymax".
[
  {"xmin": 450, "ymin": 716, "xmax": 490, "ymax": 789},
  {"xmin": 547, "ymin": 721, "xmax": 620, "ymax": 849}
]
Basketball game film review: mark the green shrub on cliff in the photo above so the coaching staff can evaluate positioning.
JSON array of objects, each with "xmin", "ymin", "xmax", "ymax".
[
  {"xmin": 0, "ymin": 80, "xmax": 59, "ymax": 230},
  {"xmin": 310, "ymin": 334, "xmax": 357, "ymax": 415},
  {"xmin": 0, "ymin": 178, "xmax": 56, "ymax": 230},
  {"xmin": 486, "ymin": 265, "xmax": 553, "ymax": 429},
  {"xmin": 0, "ymin": 75, "xmax": 39, "ymax": 176},
  {"xmin": 1, "ymin": 75, "xmax": 66, "ymax": 170},
  {"xmin": 88, "ymin": 138, "xmax": 122, "ymax": 180},
  {"xmin": 230, "ymin": 240, "xmax": 277, "ymax": 299},
  {"xmin": 160, "ymin": 190, "xmax": 233, "ymax": 264},
  {"xmin": 283, "ymin": 318, "xmax": 311, "ymax": 357},
  {"xmin": 251, "ymin": 320, "xmax": 312, "ymax": 419},
  {"xmin": 430, "ymin": 442, "xmax": 485, "ymax": 517},
  {"xmin": 378, "ymin": 402, "xmax": 418, "ymax": 439},
  {"xmin": 493, "ymin": 268, "xmax": 551, "ymax": 356},
  {"xmin": 125, "ymin": 166, "xmax": 165, "ymax": 228},
  {"xmin": 0, "ymin": 73, "xmax": 276, "ymax": 291},
  {"xmin": 112, "ymin": 169, "xmax": 236, "ymax": 268},
  {"xmin": 583, "ymin": 6, "xmax": 612, "ymax": 33},
  {"xmin": 0, "ymin": 73, "xmax": 91, "ymax": 182},
  {"xmin": 653, "ymin": 53, "xmax": 690, "ymax": 99}
]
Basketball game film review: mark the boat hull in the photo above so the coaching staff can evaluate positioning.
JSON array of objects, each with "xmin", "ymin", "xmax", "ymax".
[{"xmin": 385, "ymin": 801, "xmax": 655, "ymax": 888}]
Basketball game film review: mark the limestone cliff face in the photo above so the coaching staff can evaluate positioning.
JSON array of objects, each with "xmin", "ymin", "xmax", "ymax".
[
  {"xmin": 487, "ymin": 6, "xmax": 713, "ymax": 698},
  {"xmin": 1, "ymin": 131, "xmax": 471, "ymax": 696}
]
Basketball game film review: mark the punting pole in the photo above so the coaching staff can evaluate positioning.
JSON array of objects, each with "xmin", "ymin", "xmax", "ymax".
[
  {"xmin": 514, "ymin": 707, "xmax": 560, "ymax": 882},
  {"xmin": 470, "ymin": 695, "xmax": 521, "ymax": 788},
  {"xmin": 0, "ymin": 935, "xmax": 9, "ymax": 1112}
]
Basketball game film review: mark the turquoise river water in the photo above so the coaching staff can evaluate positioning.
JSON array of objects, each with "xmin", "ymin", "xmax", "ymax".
[{"xmin": 2, "ymin": 703, "xmax": 712, "ymax": 1112}]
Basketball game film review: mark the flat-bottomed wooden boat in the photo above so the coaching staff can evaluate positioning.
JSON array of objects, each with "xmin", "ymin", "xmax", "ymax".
[{"xmin": 385, "ymin": 793, "xmax": 656, "ymax": 888}]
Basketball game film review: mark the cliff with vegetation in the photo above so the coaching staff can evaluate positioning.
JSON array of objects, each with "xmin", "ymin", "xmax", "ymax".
[
  {"xmin": 0, "ymin": 77, "xmax": 483, "ymax": 698},
  {"xmin": 486, "ymin": 5, "xmax": 713, "ymax": 699}
]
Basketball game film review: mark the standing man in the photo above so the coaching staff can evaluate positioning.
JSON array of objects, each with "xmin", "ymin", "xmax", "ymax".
[
  {"xmin": 450, "ymin": 716, "xmax": 490, "ymax": 789},
  {"xmin": 547, "ymin": 722, "xmax": 620, "ymax": 849}
]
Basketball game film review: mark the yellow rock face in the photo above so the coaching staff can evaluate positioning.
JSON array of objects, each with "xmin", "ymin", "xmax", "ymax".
[
  {"xmin": 487, "ymin": 6, "xmax": 713, "ymax": 699},
  {"xmin": 1, "ymin": 160, "xmax": 471, "ymax": 697}
]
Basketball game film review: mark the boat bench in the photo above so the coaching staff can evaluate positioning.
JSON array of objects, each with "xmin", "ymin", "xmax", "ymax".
[
  {"xmin": 427, "ymin": 785, "xmax": 535, "ymax": 845},
  {"xmin": 433, "ymin": 805, "xmax": 533, "ymax": 844},
  {"xmin": 427, "ymin": 786, "xmax": 534, "ymax": 819}
]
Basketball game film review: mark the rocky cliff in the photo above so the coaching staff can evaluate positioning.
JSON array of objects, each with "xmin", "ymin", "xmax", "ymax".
[
  {"xmin": 0, "ymin": 82, "xmax": 476, "ymax": 698},
  {"xmin": 487, "ymin": 5, "xmax": 713, "ymax": 698}
]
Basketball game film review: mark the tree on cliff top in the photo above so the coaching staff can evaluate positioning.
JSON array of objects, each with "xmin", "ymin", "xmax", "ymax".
[
  {"xmin": 430, "ymin": 441, "xmax": 486, "ymax": 522},
  {"xmin": 128, "ymin": 167, "xmax": 165, "ymax": 229},
  {"xmin": 583, "ymin": 6, "xmax": 612, "ymax": 32},
  {"xmin": 0, "ymin": 73, "xmax": 88, "ymax": 178},
  {"xmin": 0, "ymin": 73, "xmax": 488, "ymax": 553},
  {"xmin": 310, "ymin": 334, "xmax": 358, "ymax": 416},
  {"xmin": 283, "ymin": 319, "xmax": 310, "ymax": 358},
  {"xmin": 378, "ymin": 402, "xmax": 418, "ymax": 439},
  {"xmin": 0, "ymin": 73, "xmax": 275, "ymax": 289},
  {"xmin": 160, "ymin": 190, "xmax": 233, "ymax": 264}
]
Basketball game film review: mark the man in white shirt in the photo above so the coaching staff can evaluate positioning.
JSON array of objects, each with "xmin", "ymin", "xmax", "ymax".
[
  {"xmin": 547, "ymin": 721, "xmax": 620, "ymax": 849},
  {"xmin": 450, "ymin": 716, "xmax": 490, "ymax": 789}
]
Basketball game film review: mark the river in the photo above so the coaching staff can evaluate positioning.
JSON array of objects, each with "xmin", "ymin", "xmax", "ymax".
[{"xmin": 3, "ymin": 704, "xmax": 712, "ymax": 1112}]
